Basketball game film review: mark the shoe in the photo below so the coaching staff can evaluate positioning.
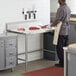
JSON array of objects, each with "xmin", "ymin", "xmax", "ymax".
[{"xmin": 55, "ymin": 63, "xmax": 64, "ymax": 67}]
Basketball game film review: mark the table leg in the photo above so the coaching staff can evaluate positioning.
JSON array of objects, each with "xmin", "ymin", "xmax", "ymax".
[
  {"xmin": 25, "ymin": 34, "xmax": 28, "ymax": 72},
  {"xmin": 64, "ymin": 51, "xmax": 68, "ymax": 76}
]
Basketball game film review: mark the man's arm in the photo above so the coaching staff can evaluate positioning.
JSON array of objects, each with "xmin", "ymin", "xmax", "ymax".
[{"xmin": 51, "ymin": 7, "xmax": 64, "ymax": 27}]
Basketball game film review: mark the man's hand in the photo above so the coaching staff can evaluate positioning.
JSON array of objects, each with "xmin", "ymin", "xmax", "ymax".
[
  {"xmin": 51, "ymin": 22, "xmax": 56, "ymax": 27},
  {"xmin": 51, "ymin": 21, "xmax": 59, "ymax": 27}
]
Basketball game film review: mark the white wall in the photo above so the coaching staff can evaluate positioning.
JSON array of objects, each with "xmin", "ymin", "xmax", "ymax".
[
  {"xmin": 50, "ymin": 0, "xmax": 58, "ymax": 13},
  {"xmin": 66, "ymin": 0, "xmax": 76, "ymax": 14},
  {"xmin": 0, "ymin": 0, "xmax": 50, "ymax": 33}
]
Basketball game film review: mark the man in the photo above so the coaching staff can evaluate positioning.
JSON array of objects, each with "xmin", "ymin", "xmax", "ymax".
[{"xmin": 51, "ymin": 0, "xmax": 71, "ymax": 67}]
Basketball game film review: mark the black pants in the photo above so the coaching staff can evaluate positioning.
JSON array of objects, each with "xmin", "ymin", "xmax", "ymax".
[{"xmin": 56, "ymin": 35, "xmax": 69, "ymax": 64}]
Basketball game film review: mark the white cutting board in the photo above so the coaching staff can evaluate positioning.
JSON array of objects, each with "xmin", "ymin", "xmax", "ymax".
[{"xmin": 53, "ymin": 21, "xmax": 62, "ymax": 45}]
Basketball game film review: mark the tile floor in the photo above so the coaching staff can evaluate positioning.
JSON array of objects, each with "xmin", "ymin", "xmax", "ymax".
[{"xmin": 0, "ymin": 59, "xmax": 58, "ymax": 76}]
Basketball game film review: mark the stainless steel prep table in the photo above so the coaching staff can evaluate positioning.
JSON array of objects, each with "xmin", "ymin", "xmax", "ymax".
[{"xmin": 6, "ymin": 21, "xmax": 54, "ymax": 72}]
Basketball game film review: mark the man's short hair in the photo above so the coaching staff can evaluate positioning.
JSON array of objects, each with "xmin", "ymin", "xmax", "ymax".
[{"xmin": 62, "ymin": 0, "xmax": 66, "ymax": 2}]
